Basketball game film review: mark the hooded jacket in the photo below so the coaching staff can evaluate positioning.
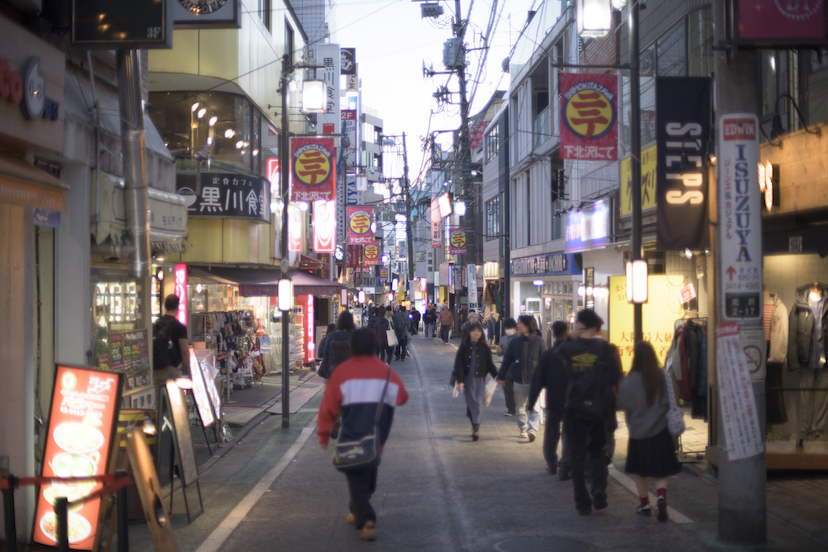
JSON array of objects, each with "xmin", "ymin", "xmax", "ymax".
[
  {"xmin": 766, "ymin": 292, "xmax": 789, "ymax": 364},
  {"xmin": 498, "ymin": 333, "xmax": 546, "ymax": 384},
  {"xmin": 788, "ymin": 283, "xmax": 828, "ymax": 370}
]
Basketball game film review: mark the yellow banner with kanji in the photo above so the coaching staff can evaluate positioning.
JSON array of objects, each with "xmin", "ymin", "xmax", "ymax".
[
  {"xmin": 619, "ymin": 143, "xmax": 657, "ymax": 217},
  {"xmin": 608, "ymin": 274, "xmax": 685, "ymax": 373}
]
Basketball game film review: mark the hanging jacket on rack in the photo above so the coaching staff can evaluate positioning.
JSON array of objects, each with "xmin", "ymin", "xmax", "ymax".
[
  {"xmin": 788, "ymin": 282, "xmax": 828, "ymax": 371},
  {"xmin": 766, "ymin": 293, "xmax": 789, "ymax": 364}
]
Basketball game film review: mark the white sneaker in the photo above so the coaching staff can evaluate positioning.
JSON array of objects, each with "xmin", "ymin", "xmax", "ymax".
[{"xmin": 520, "ymin": 430, "xmax": 528, "ymax": 438}]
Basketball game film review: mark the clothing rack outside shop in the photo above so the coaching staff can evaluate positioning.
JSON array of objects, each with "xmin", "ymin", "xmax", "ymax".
[{"xmin": 670, "ymin": 315, "xmax": 709, "ymax": 460}]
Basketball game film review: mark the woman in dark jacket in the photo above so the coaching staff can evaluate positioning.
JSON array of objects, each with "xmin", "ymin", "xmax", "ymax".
[
  {"xmin": 321, "ymin": 311, "xmax": 356, "ymax": 378},
  {"xmin": 497, "ymin": 315, "xmax": 546, "ymax": 440},
  {"xmin": 454, "ymin": 322, "xmax": 498, "ymax": 441}
]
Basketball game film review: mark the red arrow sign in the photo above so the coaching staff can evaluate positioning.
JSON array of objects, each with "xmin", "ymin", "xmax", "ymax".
[{"xmin": 726, "ymin": 266, "xmax": 736, "ymax": 281}]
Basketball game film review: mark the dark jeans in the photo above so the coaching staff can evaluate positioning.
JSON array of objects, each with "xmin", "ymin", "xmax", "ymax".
[
  {"xmin": 503, "ymin": 371, "xmax": 515, "ymax": 414},
  {"xmin": 440, "ymin": 324, "xmax": 451, "ymax": 343},
  {"xmin": 544, "ymin": 411, "xmax": 569, "ymax": 470},
  {"xmin": 345, "ymin": 467, "xmax": 378, "ymax": 529},
  {"xmin": 381, "ymin": 346, "xmax": 394, "ymax": 364},
  {"xmin": 395, "ymin": 335, "xmax": 408, "ymax": 359},
  {"xmin": 565, "ymin": 410, "xmax": 609, "ymax": 511}
]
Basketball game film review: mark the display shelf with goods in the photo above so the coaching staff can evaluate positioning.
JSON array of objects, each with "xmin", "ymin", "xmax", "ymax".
[{"xmin": 151, "ymin": 272, "xmax": 163, "ymax": 322}]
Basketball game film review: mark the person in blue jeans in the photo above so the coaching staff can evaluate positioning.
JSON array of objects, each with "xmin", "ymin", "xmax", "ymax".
[{"xmin": 497, "ymin": 315, "xmax": 546, "ymax": 441}]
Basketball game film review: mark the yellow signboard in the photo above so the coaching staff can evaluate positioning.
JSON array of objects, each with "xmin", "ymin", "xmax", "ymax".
[
  {"xmin": 620, "ymin": 144, "xmax": 658, "ymax": 217},
  {"xmin": 608, "ymin": 275, "xmax": 685, "ymax": 373}
]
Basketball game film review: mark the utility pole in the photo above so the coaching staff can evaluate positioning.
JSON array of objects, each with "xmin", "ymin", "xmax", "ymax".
[
  {"xmin": 454, "ymin": 0, "xmax": 471, "ymax": 333},
  {"xmin": 279, "ymin": 53, "xmax": 291, "ymax": 429},
  {"xmin": 402, "ymin": 133, "xmax": 415, "ymax": 286},
  {"xmin": 713, "ymin": 0, "xmax": 766, "ymax": 544},
  {"xmin": 629, "ymin": 1, "xmax": 643, "ymax": 344}
]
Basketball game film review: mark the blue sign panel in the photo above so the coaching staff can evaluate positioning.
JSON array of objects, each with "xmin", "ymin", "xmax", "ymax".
[
  {"xmin": 511, "ymin": 252, "xmax": 581, "ymax": 278},
  {"xmin": 565, "ymin": 199, "xmax": 611, "ymax": 252}
]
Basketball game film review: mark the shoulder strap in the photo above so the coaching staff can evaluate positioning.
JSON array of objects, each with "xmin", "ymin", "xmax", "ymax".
[{"xmin": 374, "ymin": 368, "xmax": 392, "ymax": 426}]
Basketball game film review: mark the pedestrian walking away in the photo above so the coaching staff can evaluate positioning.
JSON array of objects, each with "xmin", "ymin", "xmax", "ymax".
[
  {"xmin": 618, "ymin": 341, "xmax": 682, "ymax": 522},
  {"xmin": 496, "ymin": 318, "xmax": 518, "ymax": 416},
  {"xmin": 423, "ymin": 304, "xmax": 437, "ymax": 339},
  {"xmin": 453, "ymin": 322, "xmax": 498, "ymax": 441},
  {"xmin": 375, "ymin": 307, "xmax": 395, "ymax": 364},
  {"xmin": 497, "ymin": 315, "xmax": 546, "ymax": 441},
  {"xmin": 393, "ymin": 306, "xmax": 410, "ymax": 360},
  {"xmin": 152, "ymin": 294, "xmax": 190, "ymax": 400},
  {"xmin": 527, "ymin": 320, "xmax": 571, "ymax": 479},
  {"xmin": 317, "ymin": 323, "xmax": 336, "ymax": 377},
  {"xmin": 555, "ymin": 309, "xmax": 621, "ymax": 515},
  {"xmin": 439, "ymin": 305, "xmax": 453, "ymax": 344},
  {"xmin": 317, "ymin": 328, "xmax": 409, "ymax": 541}
]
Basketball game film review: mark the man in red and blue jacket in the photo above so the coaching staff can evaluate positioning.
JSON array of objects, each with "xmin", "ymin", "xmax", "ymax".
[{"xmin": 318, "ymin": 328, "xmax": 409, "ymax": 541}]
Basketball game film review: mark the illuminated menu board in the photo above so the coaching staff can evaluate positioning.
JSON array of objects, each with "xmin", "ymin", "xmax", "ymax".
[
  {"xmin": 33, "ymin": 366, "xmax": 122, "ymax": 550},
  {"xmin": 188, "ymin": 346, "xmax": 215, "ymax": 427}
]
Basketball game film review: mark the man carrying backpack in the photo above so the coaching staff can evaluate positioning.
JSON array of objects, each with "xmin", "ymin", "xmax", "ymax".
[
  {"xmin": 555, "ymin": 309, "xmax": 621, "ymax": 515},
  {"xmin": 153, "ymin": 294, "xmax": 190, "ymax": 402}
]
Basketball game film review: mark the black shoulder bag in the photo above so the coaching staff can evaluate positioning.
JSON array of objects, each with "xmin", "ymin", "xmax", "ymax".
[{"xmin": 332, "ymin": 368, "xmax": 392, "ymax": 473}]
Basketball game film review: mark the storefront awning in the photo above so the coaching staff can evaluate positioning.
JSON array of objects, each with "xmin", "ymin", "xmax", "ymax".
[
  {"xmin": 91, "ymin": 171, "xmax": 188, "ymax": 253},
  {"xmin": 0, "ymin": 154, "xmax": 68, "ymax": 212},
  {"xmin": 189, "ymin": 266, "xmax": 342, "ymax": 298}
]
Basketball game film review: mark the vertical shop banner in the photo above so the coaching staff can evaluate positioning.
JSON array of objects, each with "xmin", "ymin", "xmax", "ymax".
[
  {"xmin": 315, "ymin": 43, "xmax": 340, "ymax": 133},
  {"xmin": 288, "ymin": 204, "xmax": 303, "ymax": 252},
  {"xmin": 363, "ymin": 241, "xmax": 381, "ymax": 265},
  {"xmin": 449, "ymin": 227, "xmax": 467, "ymax": 255},
  {"xmin": 346, "ymin": 244, "xmax": 362, "ymax": 267},
  {"xmin": 347, "ymin": 206, "xmax": 374, "ymax": 244},
  {"xmin": 380, "ymin": 268, "xmax": 389, "ymax": 281},
  {"xmin": 431, "ymin": 199, "xmax": 442, "ymax": 248},
  {"xmin": 718, "ymin": 114, "xmax": 762, "ymax": 320},
  {"xmin": 33, "ymin": 366, "xmax": 122, "ymax": 550},
  {"xmin": 655, "ymin": 77, "xmax": 711, "ymax": 251},
  {"xmin": 467, "ymin": 264, "xmax": 478, "ymax": 308},
  {"xmin": 290, "ymin": 137, "xmax": 336, "ymax": 202},
  {"xmin": 716, "ymin": 322, "xmax": 764, "ymax": 460},
  {"xmin": 620, "ymin": 144, "xmax": 657, "ymax": 217},
  {"xmin": 174, "ymin": 264, "xmax": 187, "ymax": 326},
  {"xmin": 342, "ymin": 110, "xmax": 357, "ymax": 170},
  {"xmin": 560, "ymin": 73, "xmax": 618, "ymax": 160},
  {"xmin": 313, "ymin": 199, "xmax": 336, "ymax": 253}
]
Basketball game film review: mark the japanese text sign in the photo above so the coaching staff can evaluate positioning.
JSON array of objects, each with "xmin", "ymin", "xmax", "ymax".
[
  {"xmin": 34, "ymin": 366, "xmax": 123, "ymax": 550},
  {"xmin": 565, "ymin": 199, "xmax": 610, "ymax": 252},
  {"xmin": 347, "ymin": 206, "xmax": 373, "ymax": 245},
  {"xmin": 620, "ymin": 144, "xmax": 657, "ymax": 217},
  {"xmin": 363, "ymin": 241, "xmax": 381, "ymax": 265},
  {"xmin": 431, "ymin": 199, "xmax": 442, "ymax": 248},
  {"xmin": 716, "ymin": 322, "xmax": 764, "ymax": 460},
  {"xmin": 180, "ymin": 172, "xmax": 270, "ymax": 223},
  {"xmin": 449, "ymin": 227, "xmax": 467, "ymax": 255},
  {"xmin": 188, "ymin": 346, "xmax": 215, "ymax": 427},
  {"xmin": 346, "ymin": 244, "xmax": 362, "ymax": 268},
  {"xmin": 560, "ymin": 73, "xmax": 618, "ymax": 161},
  {"xmin": 313, "ymin": 199, "xmax": 336, "ymax": 253},
  {"xmin": 174, "ymin": 264, "xmax": 187, "ymax": 326},
  {"xmin": 290, "ymin": 137, "xmax": 336, "ymax": 202},
  {"xmin": 718, "ymin": 114, "xmax": 762, "ymax": 320}
]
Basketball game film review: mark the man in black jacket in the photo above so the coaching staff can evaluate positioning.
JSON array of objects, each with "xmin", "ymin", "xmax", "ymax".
[
  {"xmin": 497, "ymin": 315, "xmax": 546, "ymax": 441},
  {"xmin": 527, "ymin": 321, "xmax": 570, "ymax": 479},
  {"xmin": 555, "ymin": 309, "xmax": 621, "ymax": 516}
]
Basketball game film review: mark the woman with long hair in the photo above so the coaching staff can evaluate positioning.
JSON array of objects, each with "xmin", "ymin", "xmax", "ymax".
[
  {"xmin": 618, "ymin": 341, "xmax": 681, "ymax": 521},
  {"xmin": 453, "ymin": 322, "xmax": 498, "ymax": 441}
]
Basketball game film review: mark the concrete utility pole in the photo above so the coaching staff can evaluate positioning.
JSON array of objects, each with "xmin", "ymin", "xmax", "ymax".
[
  {"xmin": 454, "ymin": 0, "xmax": 471, "ymax": 332},
  {"xmin": 279, "ymin": 53, "xmax": 291, "ymax": 429},
  {"xmin": 628, "ymin": 1, "xmax": 643, "ymax": 344},
  {"xmin": 713, "ymin": 0, "xmax": 766, "ymax": 544},
  {"xmin": 402, "ymin": 133, "xmax": 415, "ymax": 285}
]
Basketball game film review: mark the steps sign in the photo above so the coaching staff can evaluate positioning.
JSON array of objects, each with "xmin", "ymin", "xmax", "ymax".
[{"xmin": 717, "ymin": 114, "xmax": 762, "ymax": 320}]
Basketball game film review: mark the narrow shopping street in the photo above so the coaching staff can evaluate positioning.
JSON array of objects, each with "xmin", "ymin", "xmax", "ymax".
[{"xmin": 124, "ymin": 338, "xmax": 824, "ymax": 552}]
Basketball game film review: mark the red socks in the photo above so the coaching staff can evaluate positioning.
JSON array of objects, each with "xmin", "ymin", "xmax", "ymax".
[
  {"xmin": 640, "ymin": 496, "xmax": 650, "ymax": 508},
  {"xmin": 657, "ymin": 488, "xmax": 667, "ymax": 501}
]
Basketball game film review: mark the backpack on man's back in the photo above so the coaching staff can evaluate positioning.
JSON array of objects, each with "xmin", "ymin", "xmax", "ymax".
[
  {"xmin": 560, "ymin": 340, "xmax": 616, "ymax": 419},
  {"xmin": 153, "ymin": 316, "xmax": 177, "ymax": 369}
]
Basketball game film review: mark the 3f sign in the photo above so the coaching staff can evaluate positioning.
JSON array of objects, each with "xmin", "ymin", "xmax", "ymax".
[{"xmin": 147, "ymin": 27, "xmax": 162, "ymax": 39}]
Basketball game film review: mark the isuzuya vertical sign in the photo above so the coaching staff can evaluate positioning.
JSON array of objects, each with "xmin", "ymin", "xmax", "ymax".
[
  {"xmin": 290, "ymin": 137, "xmax": 336, "ymax": 202},
  {"xmin": 655, "ymin": 77, "xmax": 711, "ymax": 251},
  {"xmin": 560, "ymin": 73, "xmax": 618, "ymax": 161}
]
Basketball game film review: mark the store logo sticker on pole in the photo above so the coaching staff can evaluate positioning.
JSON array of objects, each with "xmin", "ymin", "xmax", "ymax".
[{"xmin": 717, "ymin": 114, "xmax": 763, "ymax": 321}]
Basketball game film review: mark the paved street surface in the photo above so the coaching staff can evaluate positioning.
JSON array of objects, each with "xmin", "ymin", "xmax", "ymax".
[{"xmin": 128, "ymin": 338, "xmax": 826, "ymax": 552}]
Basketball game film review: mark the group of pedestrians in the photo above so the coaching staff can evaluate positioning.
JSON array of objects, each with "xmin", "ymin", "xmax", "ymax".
[
  {"xmin": 315, "ymin": 304, "xmax": 683, "ymax": 543},
  {"xmin": 452, "ymin": 308, "xmax": 683, "ymax": 520}
]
